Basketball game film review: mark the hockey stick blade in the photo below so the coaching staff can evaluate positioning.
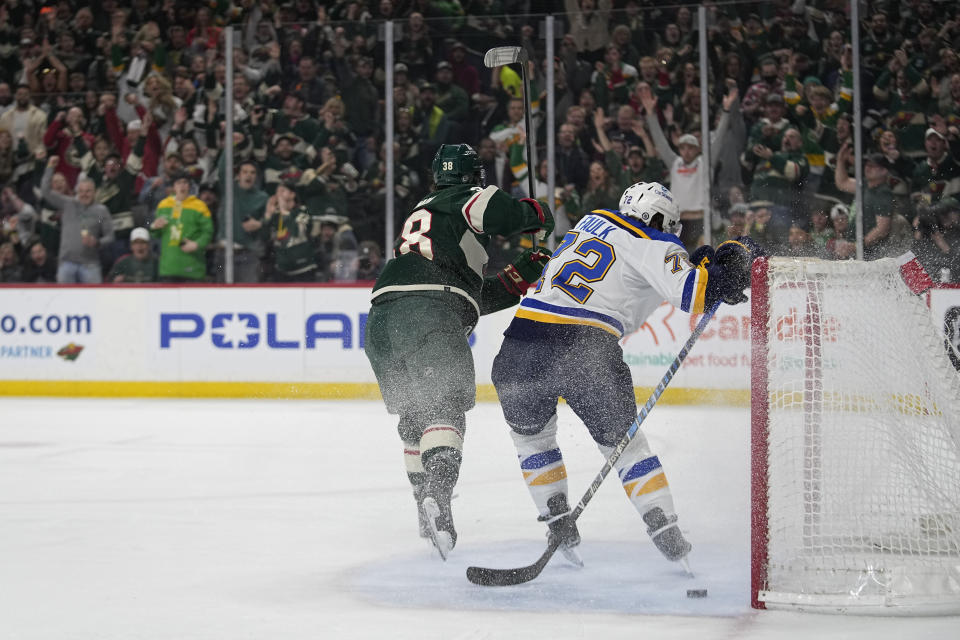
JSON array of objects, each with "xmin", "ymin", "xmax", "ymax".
[
  {"xmin": 483, "ymin": 46, "xmax": 528, "ymax": 68},
  {"xmin": 467, "ymin": 537, "xmax": 561, "ymax": 586}
]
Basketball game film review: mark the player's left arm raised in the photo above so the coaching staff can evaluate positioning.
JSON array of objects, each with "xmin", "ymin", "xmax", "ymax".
[{"xmin": 459, "ymin": 185, "xmax": 554, "ymax": 240}]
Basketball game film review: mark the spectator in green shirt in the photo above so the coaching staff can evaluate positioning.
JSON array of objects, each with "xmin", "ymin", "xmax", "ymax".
[{"xmin": 150, "ymin": 173, "xmax": 214, "ymax": 282}]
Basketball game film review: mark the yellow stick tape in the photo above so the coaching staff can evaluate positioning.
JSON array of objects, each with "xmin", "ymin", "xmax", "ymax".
[{"xmin": 0, "ymin": 381, "xmax": 749, "ymax": 406}]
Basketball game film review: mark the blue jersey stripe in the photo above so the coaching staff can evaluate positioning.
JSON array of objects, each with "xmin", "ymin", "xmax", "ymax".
[
  {"xmin": 620, "ymin": 456, "xmax": 662, "ymax": 482},
  {"xmin": 520, "ymin": 448, "xmax": 563, "ymax": 470},
  {"xmin": 680, "ymin": 270, "xmax": 696, "ymax": 313},
  {"xmin": 519, "ymin": 298, "xmax": 625, "ymax": 335}
]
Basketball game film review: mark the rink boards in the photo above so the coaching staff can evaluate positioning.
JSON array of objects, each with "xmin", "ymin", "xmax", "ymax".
[{"xmin": 1, "ymin": 284, "xmax": 956, "ymax": 403}]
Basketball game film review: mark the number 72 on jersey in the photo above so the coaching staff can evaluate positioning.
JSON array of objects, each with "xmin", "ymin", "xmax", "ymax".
[{"xmin": 536, "ymin": 231, "xmax": 616, "ymax": 304}]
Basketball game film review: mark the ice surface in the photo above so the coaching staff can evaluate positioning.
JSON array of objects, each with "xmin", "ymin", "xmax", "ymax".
[{"xmin": 1, "ymin": 398, "xmax": 956, "ymax": 639}]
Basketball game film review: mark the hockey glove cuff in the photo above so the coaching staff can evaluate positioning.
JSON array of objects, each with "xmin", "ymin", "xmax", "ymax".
[
  {"xmin": 519, "ymin": 198, "xmax": 555, "ymax": 241},
  {"xmin": 689, "ymin": 244, "xmax": 715, "ymax": 268},
  {"xmin": 498, "ymin": 248, "xmax": 552, "ymax": 297}
]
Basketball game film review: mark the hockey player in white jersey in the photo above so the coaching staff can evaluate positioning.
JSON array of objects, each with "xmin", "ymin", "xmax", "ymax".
[{"xmin": 491, "ymin": 181, "xmax": 759, "ymax": 567}]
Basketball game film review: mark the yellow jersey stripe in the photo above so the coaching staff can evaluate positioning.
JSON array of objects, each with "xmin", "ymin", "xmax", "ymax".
[
  {"xmin": 515, "ymin": 308, "xmax": 621, "ymax": 336},
  {"xmin": 693, "ymin": 265, "xmax": 708, "ymax": 314},
  {"xmin": 592, "ymin": 210, "xmax": 651, "ymax": 239}
]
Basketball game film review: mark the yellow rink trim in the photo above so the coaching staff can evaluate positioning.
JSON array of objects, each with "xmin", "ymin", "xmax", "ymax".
[{"xmin": 0, "ymin": 381, "xmax": 750, "ymax": 406}]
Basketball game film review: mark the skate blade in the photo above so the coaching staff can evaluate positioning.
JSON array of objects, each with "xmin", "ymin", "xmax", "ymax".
[
  {"xmin": 421, "ymin": 497, "xmax": 453, "ymax": 561},
  {"xmin": 559, "ymin": 544, "xmax": 584, "ymax": 568}
]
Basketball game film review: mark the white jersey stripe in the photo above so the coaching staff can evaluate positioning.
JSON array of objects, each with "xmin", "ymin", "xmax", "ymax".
[{"xmin": 461, "ymin": 185, "xmax": 498, "ymax": 234}]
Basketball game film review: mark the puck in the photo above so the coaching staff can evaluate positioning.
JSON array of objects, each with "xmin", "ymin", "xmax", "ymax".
[{"xmin": 686, "ymin": 589, "xmax": 708, "ymax": 598}]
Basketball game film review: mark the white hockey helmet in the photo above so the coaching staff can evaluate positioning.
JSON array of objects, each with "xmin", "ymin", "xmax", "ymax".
[{"xmin": 618, "ymin": 181, "xmax": 682, "ymax": 236}]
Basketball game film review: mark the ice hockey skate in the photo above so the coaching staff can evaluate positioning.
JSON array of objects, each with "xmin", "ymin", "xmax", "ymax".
[
  {"xmin": 643, "ymin": 506, "xmax": 691, "ymax": 562},
  {"xmin": 539, "ymin": 494, "xmax": 583, "ymax": 567},
  {"xmin": 420, "ymin": 451, "xmax": 458, "ymax": 560}
]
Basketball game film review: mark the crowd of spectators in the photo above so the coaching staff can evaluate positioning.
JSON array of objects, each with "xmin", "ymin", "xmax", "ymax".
[{"xmin": 1, "ymin": 0, "xmax": 960, "ymax": 285}]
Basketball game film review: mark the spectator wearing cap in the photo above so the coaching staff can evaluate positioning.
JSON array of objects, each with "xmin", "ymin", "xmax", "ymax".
[
  {"xmin": 393, "ymin": 63, "xmax": 421, "ymax": 110},
  {"xmin": 434, "ymin": 61, "xmax": 470, "ymax": 123},
  {"xmin": 0, "ymin": 85, "xmax": 48, "ymax": 154},
  {"xmin": 449, "ymin": 41, "xmax": 480, "ymax": 96},
  {"xmin": 263, "ymin": 181, "xmax": 317, "ymax": 282},
  {"xmin": 41, "ymin": 156, "xmax": 114, "ymax": 283},
  {"xmin": 912, "ymin": 128, "xmax": 960, "ymax": 204},
  {"xmin": 257, "ymin": 133, "xmax": 308, "ymax": 196},
  {"xmin": 835, "ymin": 146, "xmax": 908, "ymax": 259},
  {"xmin": 741, "ymin": 57, "xmax": 785, "ymax": 123},
  {"xmin": 149, "ymin": 171, "xmax": 213, "ymax": 282},
  {"xmin": 108, "ymin": 226, "xmax": 157, "ymax": 283},
  {"xmin": 640, "ymin": 84, "xmax": 733, "ymax": 247},
  {"xmin": 825, "ymin": 203, "xmax": 856, "ymax": 260}
]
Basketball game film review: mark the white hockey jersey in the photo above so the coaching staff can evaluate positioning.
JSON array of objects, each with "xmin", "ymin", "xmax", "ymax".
[{"xmin": 511, "ymin": 209, "xmax": 709, "ymax": 338}]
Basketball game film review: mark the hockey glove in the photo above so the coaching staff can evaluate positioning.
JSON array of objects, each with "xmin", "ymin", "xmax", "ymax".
[
  {"xmin": 689, "ymin": 244, "xmax": 715, "ymax": 268},
  {"xmin": 519, "ymin": 198, "xmax": 555, "ymax": 241},
  {"xmin": 498, "ymin": 247, "xmax": 552, "ymax": 297},
  {"xmin": 711, "ymin": 237, "xmax": 766, "ymax": 305}
]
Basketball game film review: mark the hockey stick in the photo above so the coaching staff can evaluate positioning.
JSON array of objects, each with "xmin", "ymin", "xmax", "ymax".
[
  {"xmin": 484, "ymin": 46, "xmax": 543, "ymax": 248},
  {"xmin": 483, "ymin": 46, "xmax": 535, "ymax": 201},
  {"xmin": 466, "ymin": 299, "xmax": 724, "ymax": 586}
]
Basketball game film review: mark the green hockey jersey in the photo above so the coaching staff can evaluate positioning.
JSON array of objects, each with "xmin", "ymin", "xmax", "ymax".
[{"xmin": 371, "ymin": 184, "xmax": 545, "ymax": 320}]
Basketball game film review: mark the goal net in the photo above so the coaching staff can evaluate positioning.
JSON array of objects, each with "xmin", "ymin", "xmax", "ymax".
[{"xmin": 751, "ymin": 256, "xmax": 960, "ymax": 615}]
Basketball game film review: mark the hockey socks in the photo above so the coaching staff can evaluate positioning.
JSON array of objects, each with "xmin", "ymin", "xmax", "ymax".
[
  {"xmin": 600, "ymin": 438, "xmax": 691, "ymax": 562},
  {"xmin": 510, "ymin": 414, "xmax": 569, "ymax": 518},
  {"xmin": 510, "ymin": 415, "xmax": 582, "ymax": 565}
]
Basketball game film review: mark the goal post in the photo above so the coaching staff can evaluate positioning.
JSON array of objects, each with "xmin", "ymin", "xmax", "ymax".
[{"xmin": 751, "ymin": 256, "xmax": 960, "ymax": 615}]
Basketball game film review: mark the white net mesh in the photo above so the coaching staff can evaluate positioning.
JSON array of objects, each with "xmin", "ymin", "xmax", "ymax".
[{"xmin": 760, "ymin": 257, "xmax": 960, "ymax": 614}]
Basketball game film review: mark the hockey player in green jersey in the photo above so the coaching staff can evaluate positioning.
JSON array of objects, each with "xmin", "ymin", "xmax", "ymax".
[{"xmin": 365, "ymin": 143, "xmax": 555, "ymax": 559}]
